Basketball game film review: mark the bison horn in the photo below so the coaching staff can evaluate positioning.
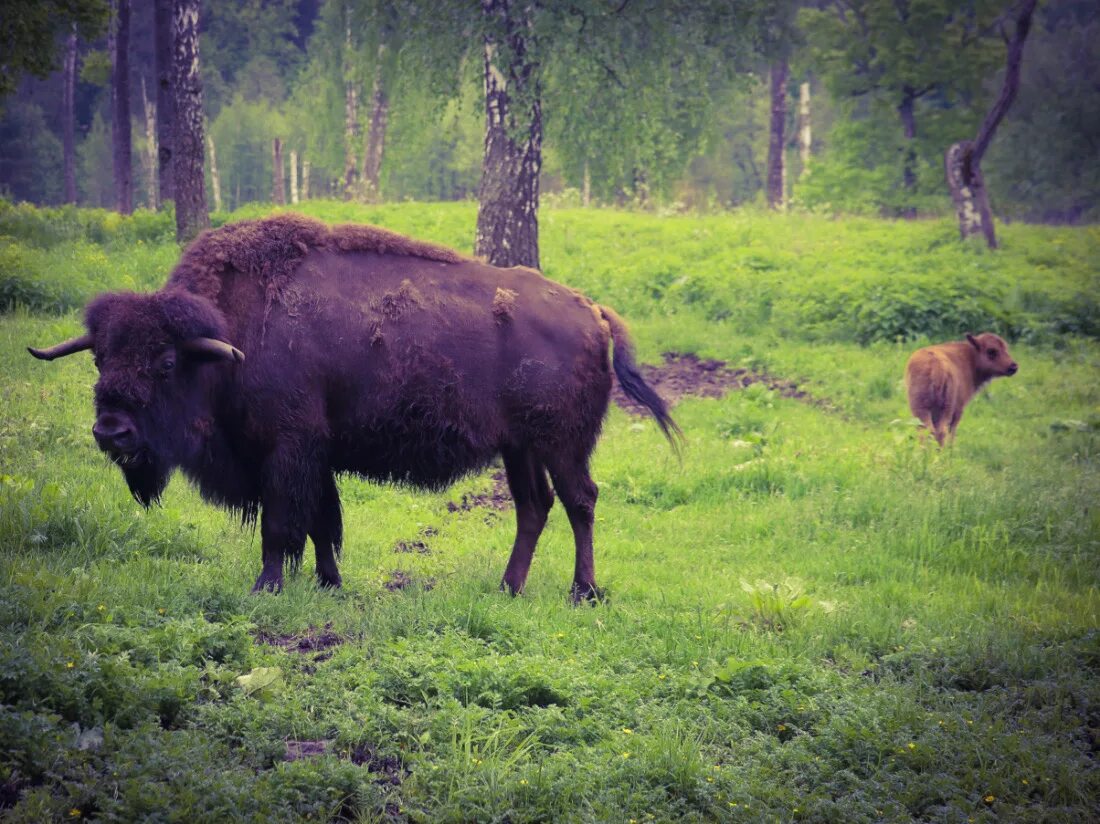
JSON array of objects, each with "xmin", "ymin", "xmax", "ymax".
[
  {"xmin": 182, "ymin": 337, "xmax": 246, "ymax": 363},
  {"xmin": 27, "ymin": 334, "xmax": 93, "ymax": 361}
]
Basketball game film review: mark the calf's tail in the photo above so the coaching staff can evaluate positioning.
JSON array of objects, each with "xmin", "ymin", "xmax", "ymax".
[{"xmin": 598, "ymin": 304, "xmax": 683, "ymax": 451}]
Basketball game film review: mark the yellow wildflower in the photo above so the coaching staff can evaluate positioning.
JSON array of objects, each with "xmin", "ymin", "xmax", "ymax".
[{"xmin": 622, "ymin": 728, "xmax": 633, "ymax": 734}]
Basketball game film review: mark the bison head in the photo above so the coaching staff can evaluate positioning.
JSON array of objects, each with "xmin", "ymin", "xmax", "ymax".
[
  {"xmin": 966, "ymin": 332, "xmax": 1018, "ymax": 378},
  {"xmin": 29, "ymin": 289, "xmax": 244, "ymax": 506}
]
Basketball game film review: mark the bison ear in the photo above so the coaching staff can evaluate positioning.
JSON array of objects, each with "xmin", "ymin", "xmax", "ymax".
[
  {"xmin": 28, "ymin": 334, "xmax": 94, "ymax": 361},
  {"xmin": 965, "ymin": 333, "xmax": 980, "ymax": 349},
  {"xmin": 182, "ymin": 337, "xmax": 245, "ymax": 364}
]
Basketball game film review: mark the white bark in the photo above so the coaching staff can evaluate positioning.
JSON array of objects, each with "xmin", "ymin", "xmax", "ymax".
[
  {"xmin": 290, "ymin": 150, "xmax": 299, "ymax": 204},
  {"xmin": 799, "ymin": 82, "xmax": 811, "ymax": 177},
  {"xmin": 206, "ymin": 133, "xmax": 222, "ymax": 211}
]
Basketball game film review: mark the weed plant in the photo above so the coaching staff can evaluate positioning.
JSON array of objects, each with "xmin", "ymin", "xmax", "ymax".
[{"xmin": 0, "ymin": 202, "xmax": 1097, "ymax": 821}]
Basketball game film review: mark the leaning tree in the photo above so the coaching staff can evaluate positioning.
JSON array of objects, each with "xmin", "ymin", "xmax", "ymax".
[{"xmin": 945, "ymin": 0, "xmax": 1038, "ymax": 248}]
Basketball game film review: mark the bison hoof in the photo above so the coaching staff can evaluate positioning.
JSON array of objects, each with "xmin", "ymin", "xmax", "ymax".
[
  {"xmin": 317, "ymin": 572, "xmax": 342, "ymax": 589},
  {"xmin": 570, "ymin": 582, "xmax": 604, "ymax": 605},
  {"xmin": 251, "ymin": 574, "xmax": 284, "ymax": 594},
  {"xmin": 499, "ymin": 578, "xmax": 525, "ymax": 597}
]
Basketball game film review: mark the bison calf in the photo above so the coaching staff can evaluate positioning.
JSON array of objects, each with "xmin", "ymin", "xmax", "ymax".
[
  {"xmin": 905, "ymin": 332, "xmax": 1018, "ymax": 445},
  {"xmin": 29, "ymin": 214, "xmax": 680, "ymax": 600}
]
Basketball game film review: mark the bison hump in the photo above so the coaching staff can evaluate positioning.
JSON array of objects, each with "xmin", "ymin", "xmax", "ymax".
[{"xmin": 168, "ymin": 213, "xmax": 469, "ymax": 300}]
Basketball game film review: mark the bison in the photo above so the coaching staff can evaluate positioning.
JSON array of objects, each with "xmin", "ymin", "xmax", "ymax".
[
  {"xmin": 905, "ymin": 332, "xmax": 1018, "ymax": 446},
  {"xmin": 29, "ymin": 214, "xmax": 679, "ymax": 599}
]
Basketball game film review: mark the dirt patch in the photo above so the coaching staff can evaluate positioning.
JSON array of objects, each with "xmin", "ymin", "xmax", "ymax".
[
  {"xmin": 383, "ymin": 570, "xmax": 436, "ymax": 592},
  {"xmin": 611, "ymin": 352, "xmax": 820, "ymax": 414},
  {"xmin": 255, "ymin": 622, "xmax": 344, "ymax": 654},
  {"xmin": 350, "ymin": 742, "xmax": 406, "ymax": 786},
  {"xmin": 394, "ymin": 539, "xmax": 432, "ymax": 555},
  {"xmin": 446, "ymin": 467, "xmax": 512, "ymax": 512},
  {"xmin": 285, "ymin": 739, "xmax": 329, "ymax": 762}
]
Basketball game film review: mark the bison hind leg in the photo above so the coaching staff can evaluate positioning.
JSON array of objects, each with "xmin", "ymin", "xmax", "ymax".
[
  {"xmin": 499, "ymin": 446, "xmax": 554, "ymax": 596},
  {"xmin": 544, "ymin": 451, "xmax": 602, "ymax": 604}
]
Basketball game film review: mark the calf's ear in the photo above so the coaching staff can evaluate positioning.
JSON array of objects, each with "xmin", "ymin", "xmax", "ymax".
[{"xmin": 966, "ymin": 333, "xmax": 980, "ymax": 349}]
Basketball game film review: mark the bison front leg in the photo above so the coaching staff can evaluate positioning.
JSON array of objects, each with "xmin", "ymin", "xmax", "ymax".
[
  {"xmin": 499, "ymin": 447, "xmax": 554, "ymax": 596},
  {"xmin": 252, "ymin": 444, "xmax": 319, "ymax": 593},
  {"xmin": 308, "ymin": 472, "xmax": 343, "ymax": 589}
]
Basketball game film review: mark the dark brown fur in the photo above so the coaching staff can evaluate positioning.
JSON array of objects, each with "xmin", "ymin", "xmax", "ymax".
[
  {"xmin": 30, "ymin": 214, "xmax": 679, "ymax": 599},
  {"xmin": 905, "ymin": 332, "xmax": 1018, "ymax": 445}
]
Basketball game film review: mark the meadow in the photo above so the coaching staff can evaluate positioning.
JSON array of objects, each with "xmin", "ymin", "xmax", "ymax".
[{"xmin": 1, "ymin": 200, "xmax": 1098, "ymax": 822}]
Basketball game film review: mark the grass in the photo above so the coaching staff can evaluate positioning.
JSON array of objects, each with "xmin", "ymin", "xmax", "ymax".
[{"xmin": 0, "ymin": 201, "xmax": 1098, "ymax": 822}]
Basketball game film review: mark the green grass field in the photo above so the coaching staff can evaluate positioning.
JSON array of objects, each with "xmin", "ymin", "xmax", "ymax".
[{"xmin": 1, "ymin": 202, "xmax": 1098, "ymax": 822}]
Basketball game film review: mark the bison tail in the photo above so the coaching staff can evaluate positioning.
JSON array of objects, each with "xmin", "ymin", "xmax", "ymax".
[{"xmin": 599, "ymin": 305, "xmax": 683, "ymax": 452}]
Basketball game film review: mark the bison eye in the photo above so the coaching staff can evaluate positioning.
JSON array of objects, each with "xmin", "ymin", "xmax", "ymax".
[
  {"xmin": 158, "ymin": 355, "xmax": 176, "ymax": 375},
  {"xmin": 986, "ymin": 348, "xmax": 998, "ymax": 359}
]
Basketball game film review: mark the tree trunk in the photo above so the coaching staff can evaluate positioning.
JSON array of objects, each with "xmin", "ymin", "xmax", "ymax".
[
  {"xmin": 62, "ymin": 28, "xmax": 78, "ymax": 204},
  {"xmin": 301, "ymin": 159, "xmax": 311, "ymax": 200},
  {"xmin": 361, "ymin": 69, "xmax": 388, "ymax": 203},
  {"xmin": 155, "ymin": 0, "xmax": 174, "ymax": 204},
  {"xmin": 290, "ymin": 150, "xmax": 299, "ymax": 204},
  {"xmin": 476, "ymin": 0, "xmax": 542, "ymax": 269},
  {"xmin": 272, "ymin": 138, "xmax": 285, "ymax": 205},
  {"xmin": 582, "ymin": 160, "xmax": 590, "ymax": 207},
  {"xmin": 111, "ymin": 0, "xmax": 133, "ymax": 215},
  {"xmin": 897, "ymin": 88, "xmax": 917, "ymax": 186},
  {"xmin": 141, "ymin": 76, "xmax": 158, "ymax": 209},
  {"xmin": 342, "ymin": 5, "xmax": 359, "ymax": 199},
  {"xmin": 206, "ymin": 133, "xmax": 222, "ymax": 211},
  {"xmin": 945, "ymin": 0, "xmax": 1038, "ymax": 249},
  {"xmin": 798, "ymin": 81, "xmax": 811, "ymax": 178},
  {"xmin": 172, "ymin": 0, "xmax": 209, "ymax": 243},
  {"xmin": 766, "ymin": 58, "xmax": 789, "ymax": 210}
]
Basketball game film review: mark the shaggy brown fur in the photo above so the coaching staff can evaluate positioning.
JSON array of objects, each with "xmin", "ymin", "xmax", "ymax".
[
  {"xmin": 168, "ymin": 213, "xmax": 468, "ymax": 302},
  {"xmin": 29, "ymin": 214, "xmax": 679, "ymax": 600},
  {"xmin": 905, "ymin": 332, "xmax": 1018, "ymax": 445}
]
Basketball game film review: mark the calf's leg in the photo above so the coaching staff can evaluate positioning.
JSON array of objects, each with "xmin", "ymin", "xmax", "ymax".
[{"xmin": 500, "ymin": 447, "xmax": 554, "ymax": 595}]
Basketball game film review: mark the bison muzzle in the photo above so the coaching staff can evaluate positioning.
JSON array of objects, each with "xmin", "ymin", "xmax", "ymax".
[{"xmin": 30, "ymin": 214, "xmax": 679, "ymax": 600}]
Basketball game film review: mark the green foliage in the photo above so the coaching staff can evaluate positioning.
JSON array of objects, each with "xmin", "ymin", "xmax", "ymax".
[
  {"xmin": 0, "ymin": 0, "xmax": 108, "ymax": 98},
  {"xmin": 1, "ymin": 203, "xmax": 1098, "ymax": 820}
]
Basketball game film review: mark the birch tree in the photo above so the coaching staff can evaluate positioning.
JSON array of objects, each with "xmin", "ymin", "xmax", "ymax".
[{"xmin": 173, "ymin": 0, "xmax": 209, "ymax": 242}]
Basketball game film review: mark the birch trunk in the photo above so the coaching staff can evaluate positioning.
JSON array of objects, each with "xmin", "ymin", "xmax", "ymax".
[
  {"xmin": 111, "ymin": 0, "xmax": 133, "ymax": 215},
  {"xmin": 141, "ymin": 76, "xmax": 158, "ymax": 209},
  {"xmin": 582, "ymin": 160, "xmax": 590, "ymax": 207},
  {"xmin": 475, "ymin": 0, "xmax": 541, "ymax": 269},
  {"xmin": 155, "ymin": 0, "xmax": 174, "ymax": 203},
  {"xmin": 290, "ymin": 150, "xmax": 299, "ymax": 204},
  {"xmin": 172, "ymin": 0, "xmax": 209, "ymax": 242},
  {"xmin": 206, "ymin": 133, "xmax": 222, "ymax": 211},
  {"xmin": 798, "ymin": 81, "xmax": 811, "ymax": 177},
  {"xmin": 302, "ymin": 159, "xmax": 311, "ymax": 201},
  {"xmin": 766, "ymin": 58, "xmax": 788, "ymax": 210},
  {"xmin": 361, "ymin": 69, "xmax": 388, "ymax": 203},
  {"xmin": 62, "ymin": 29, "xmax": 78, "ymax": 204},
  {"xmin": 272, "ymin": 138, "xmax": 286, "ymax": 205}
]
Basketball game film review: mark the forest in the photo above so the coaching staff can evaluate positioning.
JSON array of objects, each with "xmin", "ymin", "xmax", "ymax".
[
  {"xmin": 2, "ymin": 0, "xmax": 1098, "ymax": 231},
  {"xmin": 1, "ymin": 2, "xmax": 1098, "ymax": 822}
]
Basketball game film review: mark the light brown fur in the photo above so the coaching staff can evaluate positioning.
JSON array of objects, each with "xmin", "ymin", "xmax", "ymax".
[{"xmin": 905, "ymin": 332, "xmax": 1018, "ymax": 445}]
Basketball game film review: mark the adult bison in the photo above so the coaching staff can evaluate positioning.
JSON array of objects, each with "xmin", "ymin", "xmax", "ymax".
[{"xmin": 29, "ymin": 214, "xmax": 678, "ymax": 599}]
